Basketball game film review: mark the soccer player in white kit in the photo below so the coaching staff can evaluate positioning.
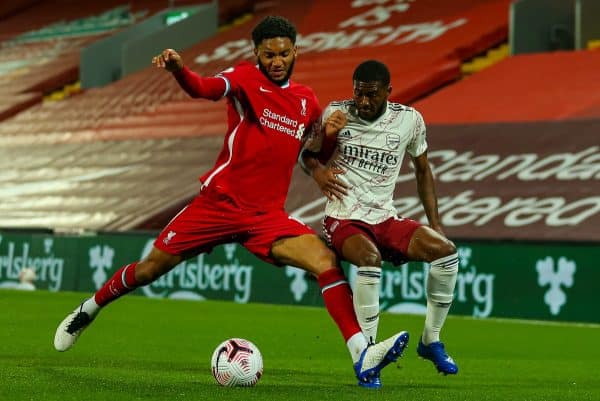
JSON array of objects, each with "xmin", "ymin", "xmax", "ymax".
[{"xmin": 301, "ymin": 60, "xmax": 459, "ymax": 378}]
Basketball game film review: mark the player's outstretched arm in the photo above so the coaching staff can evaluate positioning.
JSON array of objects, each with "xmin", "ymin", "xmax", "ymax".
[
  {"xmin": 152, "ymin": 48, "xmax": 226, "ymax": 101},
  {"xmin": 412, "ymin": 152, "xmax": 444, "ymax": 235}
]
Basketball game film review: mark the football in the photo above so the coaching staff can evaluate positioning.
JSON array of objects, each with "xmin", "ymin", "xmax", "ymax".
[
  {"xmin": 210, "ymin": 338, "xmax": 263, "ymax": 387},
  {"xmin": 18, "ymin": 267, "xmax": 37, "ymax": 283}
]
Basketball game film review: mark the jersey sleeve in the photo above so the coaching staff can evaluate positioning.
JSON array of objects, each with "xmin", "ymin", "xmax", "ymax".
[
  {"xmin": 215, "ymin": 65, "xmax": 247, "ymax": 98},
  {"xmin": 172, "ymin": 66, "xmax": 227, "ymax": 101},
  {"xmin": 407, "ymin": 109, "xmax": 428, "ymax": 157},
  {"xmin": 319, "ymin": 104, "xmax": 336, "ymax": 127}
]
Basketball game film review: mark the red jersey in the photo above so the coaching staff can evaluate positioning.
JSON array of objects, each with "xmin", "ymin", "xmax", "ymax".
[{"xmin": 174, "ymin": 62, "xmax": 321, "ymax": 211}]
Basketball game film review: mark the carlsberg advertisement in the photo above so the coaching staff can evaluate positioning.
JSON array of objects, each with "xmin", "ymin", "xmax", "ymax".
[{"xmin": 0, "ymin": 231, "xmax": 597, "ymax": 323}]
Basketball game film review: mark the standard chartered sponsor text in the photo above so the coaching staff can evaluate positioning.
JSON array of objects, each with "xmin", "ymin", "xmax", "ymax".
[
  {"xmin": 397, "ymin": 146, "xmax": 600, "ymax": 183},
  {"xmin": 263, "ymin": 108, "xmax": 298, "ymax": 127},
  {"xmin": 260, "ymin": 108, "xmax": 302, "ymax": 138},
  {"xmin": 395, "ymin": 192, "xmax": 598, "ymax": 227},
  {"xmin": 260, "ymin": 118, "xmax": 297, "ymax": 137},
  {"xmin": 291, "ymin": 191, "xmax": 600, "ymax": 228}
]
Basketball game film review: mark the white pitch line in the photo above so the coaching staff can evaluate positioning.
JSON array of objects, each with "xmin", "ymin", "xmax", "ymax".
[{"xmin": 451, "ymin": 315, "xmax": 600, "ymax": 328}]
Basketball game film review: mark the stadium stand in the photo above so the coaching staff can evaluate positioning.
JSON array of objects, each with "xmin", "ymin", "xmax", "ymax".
[
  {"xmin": 460, "ymin": 43, "xmax": 508, "ymax": 76},
  {"xmin": 0, "ymin": 0, "xmax": 37, "ymax": 20},
  {"xmin": 0, "ymin": 0, "xmax": 512, "ymax": 232},
  {"xmin": 414, "ymin": 49, "xmax": 600, "ymax": 123},
  {"xmin": 0, "ymin": 92, "xmax": 42, "ymax": 120},
  {"xmin": 0, "ymin": 136, "xmax": 223, "ymax": 231},
  {"xmin": 0, "ymin": 1, "xmax": 214, "ymax": 119}
]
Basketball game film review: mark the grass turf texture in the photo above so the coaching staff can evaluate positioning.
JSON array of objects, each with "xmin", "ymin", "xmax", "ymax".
[{"xmin": 0, "ymin": 290, "xmax": 598, "ymax": 401}]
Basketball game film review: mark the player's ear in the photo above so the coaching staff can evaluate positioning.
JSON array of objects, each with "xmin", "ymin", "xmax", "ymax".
[
  {"xmin": 293, "ymin": 45, "xmax": 298, "ymax": 58},
  {"xmin": 387, "ymin": 85, "xmax": 392, "ymax": 95},
  {"xmin": 253, "ymin": 47, "xmax": 259, "ymax": 57}
]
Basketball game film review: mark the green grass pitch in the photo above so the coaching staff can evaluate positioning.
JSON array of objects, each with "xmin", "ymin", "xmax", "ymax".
[{"xmin": 0, "ymin": 290, "xmax": 598, "ymax": 401}]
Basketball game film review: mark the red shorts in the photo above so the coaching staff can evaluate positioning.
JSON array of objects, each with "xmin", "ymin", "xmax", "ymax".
[
  {"xmin": 154, "ymin": 189, "xmax": 315, "ymax": 264},
  {"xmin": 323, "ymin": 216, "xmax": 422, "ymax": 265}
]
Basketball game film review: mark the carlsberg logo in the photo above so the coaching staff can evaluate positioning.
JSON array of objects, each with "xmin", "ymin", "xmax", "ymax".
[
  {"xmin": 137, "ymin": 240, "xmax": 254, "ymax": 303},
  {"xmin": 0, "ymin": 236, "xmax": 64, "ymax": 291}
]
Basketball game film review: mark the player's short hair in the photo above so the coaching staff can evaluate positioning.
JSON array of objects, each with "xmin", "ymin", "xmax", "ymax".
[
  {"xmin": 353, "ymin": 60, "xmax": 390, "ymax": 86},
  {"xmin": 251, "ymin": 16, "xmax": 297, "ymax": 47}
]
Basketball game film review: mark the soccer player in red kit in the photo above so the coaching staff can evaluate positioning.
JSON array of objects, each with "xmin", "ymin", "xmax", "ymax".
[{"xmin": 54, "ymin": 16, "xmax": 408, "ymax": 388}]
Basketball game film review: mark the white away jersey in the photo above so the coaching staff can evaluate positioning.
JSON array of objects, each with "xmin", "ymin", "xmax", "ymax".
[{"xmin": 323, "ymin": 100, "xmax": 427, "ymax": 224}]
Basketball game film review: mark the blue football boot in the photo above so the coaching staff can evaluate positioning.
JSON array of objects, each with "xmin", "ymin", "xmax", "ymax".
[
  {"xmin": 417, "ymin": 338, "xmax": 458, "ymax": 375},
  {"xmin": 354, "ymin": 331, "xmax": 409, "ymax": 388}
]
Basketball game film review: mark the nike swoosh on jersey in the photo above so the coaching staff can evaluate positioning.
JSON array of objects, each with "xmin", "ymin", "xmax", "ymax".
[{"xmin": 259, "ymin": 86, "xmax": 272, "ymax": 93}]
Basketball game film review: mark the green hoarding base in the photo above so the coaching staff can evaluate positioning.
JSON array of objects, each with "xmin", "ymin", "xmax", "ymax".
[{"xmin": 0, "ymin": 230, "xmax": 597, "ymax": 323}]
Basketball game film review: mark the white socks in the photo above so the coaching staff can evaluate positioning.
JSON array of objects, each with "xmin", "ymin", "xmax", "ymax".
[
  {"xmin": 353, "ymin": 266, "xmax": 381, "ymax": 344},
  {"xmin": 352, "ymin": 253, "xmax": 458, "ymax": 349},
  {"xmin": 423, "ymin": 253, "xmax": 458, "ymax": 345},
  {"xmin": 81, "ymin": 297, "xmax": 101, "ymax": 318},
  {"xmin": 347, "ymin": 332, "xmax": 369, "ymax": 363}
]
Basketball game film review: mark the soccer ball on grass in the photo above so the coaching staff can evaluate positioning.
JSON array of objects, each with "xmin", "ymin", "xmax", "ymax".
[{"xmin": 210, "ymin": 338, "xmax": 263, "ymax": 387}]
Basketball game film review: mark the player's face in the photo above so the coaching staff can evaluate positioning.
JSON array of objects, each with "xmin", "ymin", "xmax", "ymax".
[
  {"xmin": 254, "ymin": 37, "xmax": 297, "ymax": 85},
  {"xmin": 353, "ymin": 81, "xmax": 390, "ymax": 121}
]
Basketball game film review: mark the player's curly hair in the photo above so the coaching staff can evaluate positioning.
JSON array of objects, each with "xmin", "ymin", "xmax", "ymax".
[
  {"xmin": 251, "ymin": 16, "xmax": 297, "ymax": 47},
  {"xmin": 353, "ymin": 60, "xmax": 391, "ymax": 86}
]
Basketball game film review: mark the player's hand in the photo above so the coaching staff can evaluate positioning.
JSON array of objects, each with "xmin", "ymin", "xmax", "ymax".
[
  {"xmin": 312, "ymin": 164, "xmax": 349, "ymax": 201},
  {"xmin": 324, "ymin": 110, "xmax": 347, "ymax": 137},
  {"xmin": 152, "ymin": 48, "xmax": 183, "ymax": 72}
]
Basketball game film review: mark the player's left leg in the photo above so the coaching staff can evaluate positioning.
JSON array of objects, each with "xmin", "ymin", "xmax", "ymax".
[
  {"xmin": 54, "ymin": 247, "xmax": 182, "ymax": 351},
  {"xmin": 406, "ymin": 226, "xmax": 459, "ymax": 375},
  {"xmin": 54, "ymin": 191, "xmax": 240, "ymax": 352}
]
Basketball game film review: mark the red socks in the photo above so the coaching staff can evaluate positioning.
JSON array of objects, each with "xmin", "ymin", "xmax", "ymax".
[
  {"xmin": 94, "ymin": 262, "xmax": 139, "ymax": 307},
  {"xmin": 318, "ymin": 268, "xmax": 362, "ymax": 341},
  {"xmin": 93, "ymin": 263, "xmax": 361, "ymax": 344}
]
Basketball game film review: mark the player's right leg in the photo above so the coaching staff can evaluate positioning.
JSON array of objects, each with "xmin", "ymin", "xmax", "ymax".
[
  {"xmin": 270, "ymin": 233, "xmax": 408, "ymax": 388},
  {"xmin": 323, "ymin": 217, "xmax": 382, "ymax": 344},
  {"xmin": 53, "ymin": 247, "xmax": 182, "ymax": 351},
  {"xmin": 341, "ymin": 235, "xmax": 381, "ymax": 345}
]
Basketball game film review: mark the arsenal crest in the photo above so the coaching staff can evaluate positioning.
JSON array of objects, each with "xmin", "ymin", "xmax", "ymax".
[{"xmin": 386, "ymin": 134, "xmax": 401, "ymax": 149}]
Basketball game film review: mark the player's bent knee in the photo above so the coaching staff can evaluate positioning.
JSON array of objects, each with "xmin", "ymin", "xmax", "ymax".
[
  {"xmin": 301, "ymin": 240, "xmax": 338, "ymax": 275},
  {"xmin": 311, "ymin": 246, "xmax": 338, "ymax": 274},
  {"xmin": 357, "ymin": 251, "xmax": 381, "ymax": 267},
  {"xmin": 426, "ymin": 240, "xmax": 456, "ymax": 262},
  {"xmin": 271, "ymin": 235, "xmax": 337, "ymax": 275},
  {"xmin": 438, "ymin": 239, "xmax": 457, "ymax": 257}
]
